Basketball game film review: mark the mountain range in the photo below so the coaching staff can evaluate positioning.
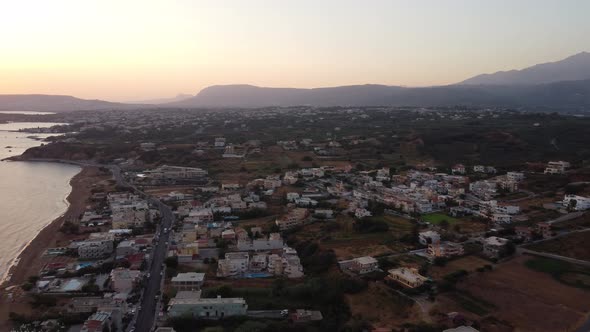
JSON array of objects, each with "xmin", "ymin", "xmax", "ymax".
[{"xmin": 2, "ymin": 52, "xmax": 590, "ymax": 111}]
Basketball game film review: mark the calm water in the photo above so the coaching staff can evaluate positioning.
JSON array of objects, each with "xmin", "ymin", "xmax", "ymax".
[
  {"xmin": 0, "ymin": 123, "xmax": 80, "ymax": 283},
  {"xmin": 0, "ymin": 111, "xmax": 55, "ymax": 115}
]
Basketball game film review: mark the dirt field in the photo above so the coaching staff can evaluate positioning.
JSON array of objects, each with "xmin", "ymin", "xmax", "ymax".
[
  {"xmin": 436, "ymin": 255, "xmax": 590, "ymax": 332},
  {"xmin": 526, "ymin": 230, "xmax": 590, "ymax": 261},
  {"xmin": 430, "ymin": 255, "xmax": 491, "ymax": 280},
  {"xmin": 345, "ymin": 281, "xmax": 421, "ymax": 330}
]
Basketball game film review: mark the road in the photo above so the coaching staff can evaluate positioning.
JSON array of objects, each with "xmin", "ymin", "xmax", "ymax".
[
  {"xmin": 547, "ymin": 211, "xmax": 585, "ymax": 224},
  {"xmin": 24, "ymin": 159, "xmax": 174, "ymax": 332},
  {"xmin": 110, "ymin": 165, "xmax": 175, "ymax": 332}
]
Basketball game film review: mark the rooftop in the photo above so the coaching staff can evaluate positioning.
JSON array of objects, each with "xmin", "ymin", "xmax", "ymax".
[{"xmin": 171, "ymin": 272, "xmax": 205, "ymax": 283}]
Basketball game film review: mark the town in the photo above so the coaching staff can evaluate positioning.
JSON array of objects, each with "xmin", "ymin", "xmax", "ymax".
[{"xmin": 2, "ymin": 106, "xmax": 590, "ymax": 332}]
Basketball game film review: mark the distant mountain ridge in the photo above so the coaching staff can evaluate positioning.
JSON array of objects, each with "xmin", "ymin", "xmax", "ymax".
[
  {"xmin": 133, "ymin": 93, "xmax": 194, "ymax": 105},
  {"xmin": 0, "ymin": 94, "xmax": 136, "ymax": 112},
  {"xmin": 459, "ymin": 52, "xmax": 590, "ymax": 85},
  {"xmin": 169, "ymin": 80, "xmax": 590, "ymax": 109},
  {"xmin": 2, "ymin": 52, "xmax": 590, "ymax": 111}
]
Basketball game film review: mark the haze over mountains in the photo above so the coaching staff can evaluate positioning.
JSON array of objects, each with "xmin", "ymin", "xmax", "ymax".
[
  {"xmin": 2, "ymin": 52, "xmax": 590, "ymax": 112},
  {"xmin": 0, "ymin": 94, "xmax": 130, "ymax": 112},
  {"xmin": 459, "ymin": 52, "xmax": 590, "ymax": 85}
]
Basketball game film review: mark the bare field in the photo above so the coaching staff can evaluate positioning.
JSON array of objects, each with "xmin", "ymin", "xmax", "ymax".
[
  {"xmin": 437, "ymin": 256, "xmax": 590, "ymax": 332},
  {"xmin": 345, "ymin": 281, "xmax": 420, "ymax": 330},
  {"xmin": 429, "ymin": 255, "xmax": 491, "ymax": 280},
  {"xmin": 526, "ymin": 230, "xmax": 590, "ymax": 261}
]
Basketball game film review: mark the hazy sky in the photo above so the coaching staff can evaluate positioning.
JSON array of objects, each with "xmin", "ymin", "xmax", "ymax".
[{"xmin": 1, "ymin": 0, "xmax": 589, "ymax": 101}]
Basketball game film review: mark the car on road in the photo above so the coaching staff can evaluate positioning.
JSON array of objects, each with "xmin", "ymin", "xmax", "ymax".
[{"xmin": 281, "ymin": 309, "xmax": 289, "ymax": 317}]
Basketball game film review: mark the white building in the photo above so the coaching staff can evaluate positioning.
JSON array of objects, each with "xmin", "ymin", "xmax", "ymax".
[
  {"xmin": 217, "ymin": 252, "xmax": 250, "ymax": 277},
  {"xmin": 171, "ymin": 272, "xmax": 205, "ymax": 291},
  {"xmin": 78, "ymin": 239, "xmax": 114, "ymax": 260},
  {"xmin": 506, "ymin": 172, "xmax": 525, "ymax": 182},
  {"xmin": 236, "ymin": 233, "xmax": 284, "ymax": 251},
  {"xmin": 563, "ymin": 194, "xmax": 590, "ymax": 211},
  {"xmin": 544, "ymin": 161, "xmax": 570, "ymax": 174}
]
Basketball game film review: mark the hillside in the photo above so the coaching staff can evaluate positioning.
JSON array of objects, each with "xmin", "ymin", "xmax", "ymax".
[
  {"xmin": 0, "ymin": 94, "xmax": 137, "ymax": 112},
  {"xmin": 170, "ymin": 80, "xmax": 590, "ymax": 109},
  {"xmin": 459, "ymin": 52, "xmax": 590, "ymax": 85}
]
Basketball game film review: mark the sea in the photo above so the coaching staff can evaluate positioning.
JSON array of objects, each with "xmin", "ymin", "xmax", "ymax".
[{"xmin": 0, "ymin": 119, "xmax": 80, "ymax": 283}]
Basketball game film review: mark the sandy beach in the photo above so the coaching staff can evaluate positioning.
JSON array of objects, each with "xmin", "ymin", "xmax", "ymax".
[{"xmin": 0, "ymin": 166, "xmax": 105, "ymax": 329}]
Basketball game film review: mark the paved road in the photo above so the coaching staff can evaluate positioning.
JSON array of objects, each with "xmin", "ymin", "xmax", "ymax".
[
  {"xmin": 134, "ymin": 200, "xmax": 174, "ymax": 332},
  {"xmin": 547, "ymin": 211, "xmax": 585, "ymax": 224},
  {"xmin": 111, "ymin": 166, "xmax": 175, "ymax": 332}
]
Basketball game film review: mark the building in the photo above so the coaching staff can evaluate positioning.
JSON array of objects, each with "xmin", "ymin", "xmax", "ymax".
[
  {"xmin": 78, "ymin": 239, "xmax": 114, "ymax": 260},
  {"xmin": 217, "ymin": 252, "xmax": 250, "ymax": 277},
  {"xmin": 515, "ymin": 226, "xmax": 534, "ymax": 241},
  {"xmin": 275, "ymin": 208, "xmax": 310, "ymax": 230},
  {"xmin": 506, "ymin": 172, "xmax": 525, "ymax": 182},
  {"xmin": 443, "ymin": 327, "xmax": 480, "ymax": 332},
  {"xmin": 544, "ymin": 161, "xmax": 570, "ymax": 174},
  {"xmin": 168, "ymin": 294, "xmax": 247, "ymax": 319},
  {"xmin": 188, "ymin": 208, "xmax": 214, "ymax": 223},
  {"xmin": 115, "ymin": 240, "xmax": 138, "ymax": 258},
  {"xmin": 451, "ymin": 164, "xmax": 466, "ymax": 174},
  {"xmin": 387, "ymin": 268, "xmax": 428, "ymax": 288},
  {"xmin": 427, "ymin": 241, "xmax": 464, "ymax": 258},
  {"xmin": 314, "ymin": 209, "xmax": 334, "ymax": 218},
  {"xmin": 67, "ymin": 297, "xmax": 116, "ymax": 314},
  {"xmin": 491, "ymin": 213, "xmax": 512, "ymax": 224},
  {"xmin": 144, "ymin": 165, "xmax": 208, "ymax": 180},
  {"xmin": 418, "ymin": 231, "xmax": 441, "ymax": 245},
  {"xmin": 536, "ymin": 222, "xmax": 552, "ymax": 239},
  {"xmin": 473, "ymin": 165, "xmax": 485, "ymax": 173},
  {"xmin": 354, "ymin": 208, "xmax": 372, "ymax": 219},
  {"xmin": 236, "ymin": 233, "xmax": 284, "ymax": 251},
  {"xmin": 171, "ymin": 272, "xmax": 205, "ymax": 291},
  {"xmin": 81, "ymin": 311, "xmax": 115, "ymax": 332},
  {"xmin": 339, "ymin": 256, "xmax": 379, "ymax": 275},
  {"xmin": 482, "ymin": 236, "xmax": 509, "ymax": 258},
  {"xmin": 563, "ymin": 194, "xmax": 590, "ymax": 211}
]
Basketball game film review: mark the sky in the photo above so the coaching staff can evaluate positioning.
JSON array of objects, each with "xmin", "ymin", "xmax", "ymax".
[{"xmin": 1, "ymin": 0, "xmax": 589, "ymax": 101}]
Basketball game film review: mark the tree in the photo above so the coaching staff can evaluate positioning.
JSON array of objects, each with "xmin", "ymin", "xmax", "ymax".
[{"xmin": 165, "ymin": 256, "xmax": 178, "ymax": 269}]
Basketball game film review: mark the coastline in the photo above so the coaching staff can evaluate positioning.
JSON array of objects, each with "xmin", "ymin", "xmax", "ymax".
[
  {"xmin": 0, "ymin": 166, "xmax": 110, "ymax": 331},
  {"xmin": 0, "ymin": 166, "xmax": 91, "ymax": 289}
]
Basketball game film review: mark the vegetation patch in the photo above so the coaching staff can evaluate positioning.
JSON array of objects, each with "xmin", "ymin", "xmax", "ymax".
[
  {"xmin": 421, "ymin": 213, "xmax": 459, "ymax": 225},
  {"xmin": 524, "ymin": 257, "xmax": 590, "ymax": 289}
]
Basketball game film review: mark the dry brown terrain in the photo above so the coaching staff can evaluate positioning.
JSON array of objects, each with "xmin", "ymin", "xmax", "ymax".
[
  {"xmin": 346, "ymin": 281, "xmax": 422, "ymax": 330},
  {"xmin": 436, "ymin": 256, "xmax": 590, "ymax": 332},
  {"xmin": 526, "ymin": 230, "xmax": 590, "ymax": 261},
  {"xmin": 430, "ymin": 255, "xmax": 491, "ymax": 280}
]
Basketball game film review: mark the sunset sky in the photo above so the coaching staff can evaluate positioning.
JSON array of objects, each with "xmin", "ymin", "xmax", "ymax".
[{"xmin": 1, "ymin": 0, "xmax": 589, "ymax": 101}]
